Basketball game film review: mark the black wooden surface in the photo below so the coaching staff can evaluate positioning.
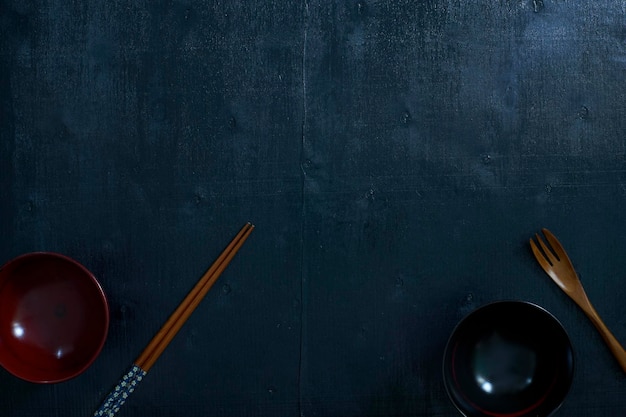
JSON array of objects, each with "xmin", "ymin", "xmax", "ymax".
[{"xmin": 2, "ymin": 1, "xmax": 626, "ymax": 416}]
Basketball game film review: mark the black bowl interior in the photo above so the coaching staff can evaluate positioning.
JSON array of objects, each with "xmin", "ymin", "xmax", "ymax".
[{"xmin": 443, "ymin": 301, "xmax": 574, "ymax": 417}]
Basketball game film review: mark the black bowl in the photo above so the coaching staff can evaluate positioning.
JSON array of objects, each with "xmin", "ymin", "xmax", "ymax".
[{"xmin": 443, "ymin": 301, "xmax": 574, "ymax": 417}]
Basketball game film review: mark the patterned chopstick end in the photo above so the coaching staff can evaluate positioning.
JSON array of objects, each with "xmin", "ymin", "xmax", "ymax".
[{"xmin": 93, "ymin": 365, "xmax": 147, "ymax": 417}]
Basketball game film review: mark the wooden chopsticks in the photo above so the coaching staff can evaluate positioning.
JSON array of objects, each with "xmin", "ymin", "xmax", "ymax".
[
  {"xmin": 135, "ymin": 222, "xmax": 254, "ymax": 372},
  {"xmin": 93, "ymin": 223, "xmax": 254, "ymax": 417}
]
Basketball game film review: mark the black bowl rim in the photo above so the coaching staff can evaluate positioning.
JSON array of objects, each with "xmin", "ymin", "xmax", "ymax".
[
  {"xmin": 442, "ymin": 300, "xmax": 575, "ymax": 417},
  {"xmin": 0, "ymin": 251, "xmax": 110, "ymax": 383}
]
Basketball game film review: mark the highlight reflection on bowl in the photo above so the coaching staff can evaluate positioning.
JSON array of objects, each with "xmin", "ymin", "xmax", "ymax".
[{"xmin": 472, "ymin": 332, "xmax": 537, "ymax": 395}]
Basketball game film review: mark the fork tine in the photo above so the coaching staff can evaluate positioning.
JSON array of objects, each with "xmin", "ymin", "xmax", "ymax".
[
  {"xmin": 534, "ymin": 232, "xmax": 560, "ymax": 265},
  {"xmin": 529, "ymin": 238, "xmax": 552, "ymax": 269},
  {"xmin": 541, "ymin": 228, "xmax": 570, "ymax": 262}
]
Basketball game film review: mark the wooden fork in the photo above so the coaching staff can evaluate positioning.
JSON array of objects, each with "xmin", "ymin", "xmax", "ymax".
[{"xmin": 530, "ymin": 228, "xmax": 626, "ymax": 373}]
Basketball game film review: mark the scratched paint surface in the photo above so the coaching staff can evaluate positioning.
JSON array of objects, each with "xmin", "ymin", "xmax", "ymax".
[{"xmin": 2, "ymin": 1, "xmax": 626, "ymax": 416}]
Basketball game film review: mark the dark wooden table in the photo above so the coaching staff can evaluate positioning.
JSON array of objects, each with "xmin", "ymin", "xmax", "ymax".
[{"xmin": 2, "ymin": 1, "xmax": 626, "ymax": 415}]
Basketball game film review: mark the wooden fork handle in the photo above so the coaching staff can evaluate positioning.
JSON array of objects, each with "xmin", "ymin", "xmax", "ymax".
[{"xmin": 581, "ymin": 303, "xmax": 626, "ymax": 373}]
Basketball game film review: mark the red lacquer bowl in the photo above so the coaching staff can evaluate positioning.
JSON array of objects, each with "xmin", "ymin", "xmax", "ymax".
[{"xmin": 0, "ymin": 252, "xmax": 109, "ymax": 383}]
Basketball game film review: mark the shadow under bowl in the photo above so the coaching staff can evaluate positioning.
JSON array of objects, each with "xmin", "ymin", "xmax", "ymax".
[
  {"xmin": 443, "ymin": 301, "xmax": 574, "ymax": 417},
  {"xmin": 0, "ymin": 252, "xmax": 109, "ymax": 383}
]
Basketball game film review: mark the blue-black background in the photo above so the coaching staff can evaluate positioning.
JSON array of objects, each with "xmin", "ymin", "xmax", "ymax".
[{"xmin": 2, "ymin": 1, "xmax": 626, "ymax": 415}]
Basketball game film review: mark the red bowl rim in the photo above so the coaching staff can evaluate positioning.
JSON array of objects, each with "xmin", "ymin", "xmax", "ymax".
[{"xmin": 0, "ymin": 251, "xmax": 110, "ymax": 383}]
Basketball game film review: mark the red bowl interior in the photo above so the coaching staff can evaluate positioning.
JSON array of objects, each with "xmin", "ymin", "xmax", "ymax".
[{"xmin": 0, "ymin": 252, "xmax": 109, "ymax": 383}]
